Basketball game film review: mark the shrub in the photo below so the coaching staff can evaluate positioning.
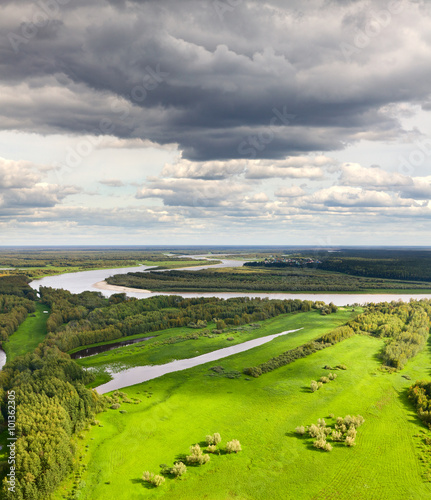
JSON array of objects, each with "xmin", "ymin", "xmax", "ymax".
[
  {"xmin": 351, "ymin": 415, "xmax": 365, "ymax": 428},
  {"xmin": 317, "ymin": 382, "xmax": 323, "ymax": 389},
  {"xmin": 313, "ymin": 437, "xmax": 330, "ymax": 450},
  {"xmin": 206, "ymin": 445, "xmax": 217, "ymax": 453},
  {"xmin": 308, "ymin": 424, "xmax": 320, "ymax": 438},
  {"xmin": 328, "ymin": 373, "xmax": 337, "ymax": 380},
  {"xmin": 142, "ymin": 471, "xmax": 165, "ymax": 487},
  {"xmin": 331, "ymin": 430, "xmax": 343, "ymax": 442},
  {"xmin": 186, "ymin": 444, "xmax": 210, "ymax": 465},
  {"xmin": 310, "ymin": 380, "xmax": 319, "ymax": 392},
  {"xmin": 323, "ymin": 427, "xmax": 332, "ymax": 436},
  {"xmin": 110, "ymin": 403, "xmax": 120, "ymax": 410},
  {"xmin": 153, "ymin": 475, "xmax": 165, "ymax": 487},
  {"xmin": 226, "ymin": 439, "xmax": 242, "ymax": 453},
  {"xmin": 317, "ymin": 418, "xmax": 326, "ymax": 428},
  {"xmin": 336, "ymin": 364, "xmax": 347, "ymax": 370},
  {"xmin": 171, "ymin": 462, "xmax": 187, "ymax": 477},
  {"xmin": 295, "ymin": 426, "xmax": 306, "ymax": 435},
  {"xmin": 346, "ymin": 427, "xmax": 357, "ymax": 439},
  {"xmin": 324, "ymin": 442, "xmax": 333, "ymax": 452},
  {"xmin": 319, "ymin": 376, "xmax": 329, "ymax": 384},
  {"xmin": 206, "ymin": 433, "xmax": 221, "ymax": 446},
  {"xmin": 345, "ymin": 436, "xmax": 356, "ymax": 447}
]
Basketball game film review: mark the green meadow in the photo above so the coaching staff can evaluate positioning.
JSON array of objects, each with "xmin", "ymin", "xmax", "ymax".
[
  {"xmin": 56, "ymin": 310, "xmax": 431, "ymax": 500},
  {"xmin": 3, "ymin": 302, "xmax": 50, "ymax": 361},
  {"xmin": 75, "ymin": 309, "xmax": 356, "ymax": 387}
]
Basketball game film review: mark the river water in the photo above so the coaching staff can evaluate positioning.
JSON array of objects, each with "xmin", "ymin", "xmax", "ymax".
[
  {"xmin": 29, "ymin": 256, "xmax": 431, "ymax": 307},
  {"xmin": 21, "ymin": 256, "xmax": 431, "ymax": 388},
  {"xmin": 96, "ymin": 328, "xmax": 301, "ymax": 393}
]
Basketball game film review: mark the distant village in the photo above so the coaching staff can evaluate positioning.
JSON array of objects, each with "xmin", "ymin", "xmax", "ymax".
[{"xmin": 245, "ymin": 255, "xmax": 322, "ymax": 267}]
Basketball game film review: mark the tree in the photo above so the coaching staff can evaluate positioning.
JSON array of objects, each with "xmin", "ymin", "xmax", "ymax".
[
  {"xmin": 226, "ymin": 439, "xmax": 242, "ymax": 453},
  {"xmin": 171, "ymin": 462, "xmax": 187, "ymax": 477}
]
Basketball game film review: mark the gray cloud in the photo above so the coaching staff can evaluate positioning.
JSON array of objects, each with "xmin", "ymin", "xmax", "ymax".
[{"xmin": 1, "ymin": 1, "xmax": 430, "ymax": 161}]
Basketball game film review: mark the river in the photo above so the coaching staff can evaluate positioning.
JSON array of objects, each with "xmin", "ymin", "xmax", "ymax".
[
  {"xmin": 96, "ymin": 328, "xmax": 301, "ymax": 393},
  {"xmin": 29, "ymin": 255, "xmax": 431, "ymax": 306}
]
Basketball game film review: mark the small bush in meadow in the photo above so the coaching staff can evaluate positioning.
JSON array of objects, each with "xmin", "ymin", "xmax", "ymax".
[
  {"xmin": 310, "ymin": 380, "xmax": 319, "ymax": 392},
  {"xmin": 226, "ymin": 439, "xmax": 242, "ymax": 453},
  {"xmin": 317, "ymin": 418, "xmax": 326, "ymax": 428},
  {"xmin": 313, "ymin": 438, "xmax": 331, "ymax": 451},
  {"xmin": 110, "ymin": 403, "xmax": 120, "ymax": 410},
  {"xmin": 186, "ymin": 444, "xmax": 211, "ymax": 465},
  {"xmin": 171, "ymin": 462, "xmax": 187, "ymax": 477},
  {"xmin": 331, "ymin": 430, "xmax": 343, "ymax": 442},
  {"xmin": 205, "ymin": 432, "xmax": 221, "ymax": 446},
  {"xmin": 308, "ymin": 424, "xmax": 320, "ymax": 438},
  {"xmin": 319, "ymin": 376, "xmax": 329, "ymax": 384},
  {"xmin": 317, "ymin": 382, "xmax": 323, "ymax": 389},
  {"xmin": 206, "ymin": 445, "xmax": 217, "ymax": 453},
  {"xmin": 345, "ymin": 436, "xmax": 356, "ymax": 447},
  {"xmin": 346, "ymin": 427, "xmax": 357, "ymax": 439},
  {"xmin": 336, "ymin": 364, "xmax": 347, "ymax": 370},
  {"xmin": 142, "ymin": 471, "xmax": 165, "ymax": 487},
  {"xmin": 295, "ymin": 426, "xmax": 306, "ymax": 435}
]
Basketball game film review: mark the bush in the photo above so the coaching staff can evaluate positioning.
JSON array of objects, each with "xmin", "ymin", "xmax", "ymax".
[
  {"xmin": 171, "ymin": 462, "xmax": 187, "ymax": 477},
  {"xmin": 331, "ymin": 430, "xmax": 343, "ymax": 441},
  {"xmin": 295, "ymin": 426, "xmax": 306, "ymax": 435},
  {"xmin": 310, "ymin": 380, "xmax": 319, "ymax": 392},
  {"xmin": 205, "ymin": 433, "xmax": 221, "ymax": 446},
  {"xmin": 319, "ymin": 376, "xmax": 329, "ymax": 384},
  {"xmin": 345, "ymin": 436, "xmax": 356, "ymax": 447},
  {"xmin": 336, "ymin": 364, "xmax": 347, "ymax": 370},
  {"xmin": 317, "ymin": 418, "xmax": 326, "ymax": 428},
  {"xmin": 142, "ymin": 471, "xmax": 165, "ymax": 487},
  {"xmin": 226, "ymin": 439, "xmax": 242, "ymax": 453},
  {"xmin": 206, "ymin": 445, "xmax": 217, "ymax": 453},
  {"xmin": 313, "ymin": 437, "xmax": 331, "ymax": 451},
  {"xmin": 186, "ymin": 444, "xmax": 210, "ymax": 465},
  {"xmin": 110, "ymin": 403, "xmax": 120, "ymax": 410},
  {"xmin": 328, "ymin": 373, "xmax": 337, "ymax": 380}
]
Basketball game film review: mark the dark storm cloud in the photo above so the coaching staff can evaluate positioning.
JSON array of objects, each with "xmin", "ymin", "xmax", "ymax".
[{"xmin": 0, "ymin": 0, "xmax": 430, "ymax": 160}]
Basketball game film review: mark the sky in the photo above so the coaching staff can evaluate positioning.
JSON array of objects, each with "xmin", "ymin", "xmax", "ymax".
[{"xmin": 1, "ymin": 0, "xmax": 431, "ymax": 246}]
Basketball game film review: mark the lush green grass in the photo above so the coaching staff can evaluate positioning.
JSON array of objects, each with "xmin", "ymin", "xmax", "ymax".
[
  {"xmin": 77, "ymin": 309, "xmax": 357, "ymax": 387},
  {"xmin": 55, "ymin": 312, "xmax": 431, "ymax": 500},
  {"xmin": 3, "ymin": 302, "xmax": 50, "ymax": 361}
]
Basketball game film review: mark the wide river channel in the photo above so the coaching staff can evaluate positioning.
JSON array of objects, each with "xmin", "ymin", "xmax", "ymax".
[{"xmin": 1, "ymin": 256, "xmax": 429, "ymax": 382}]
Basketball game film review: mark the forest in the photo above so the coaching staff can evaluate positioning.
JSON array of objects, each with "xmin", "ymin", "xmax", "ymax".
[{"xmin": 106, "ymin": 267, "xmax": 431, "ymax": 292}]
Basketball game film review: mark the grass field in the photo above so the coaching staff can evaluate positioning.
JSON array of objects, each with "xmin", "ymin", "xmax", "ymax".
[
  {"xmin": 3, "ymin": 302, "xmax": 50, "ymax": 361},
  {"xmin": 75, "ymin": 309, "xmax": 357, "ymax": 387},
  {"xmin": 55, "ymin": 312, "xmax": 431, "ymax": 500}
]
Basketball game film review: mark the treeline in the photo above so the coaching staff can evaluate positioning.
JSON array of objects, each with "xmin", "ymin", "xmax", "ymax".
[
  {"xmin": 0, "ymin": 345, "xmax": 103, "ymax": 499},
  {"xmin": 39, "ymin": 287, "xmax": 318, "ymax": 352},
  {"xmin": 0, "ymin": 276, "xmax": 36, "ymax": 300},
  {"xmin": 244, "ymin": 325, "xmax": 354, "ymax": 377},
  {"xmin": 244, "ymin": 300, "xmax": 431, "ymax": 377},
  {"xmin": 106, "ymin": 268, "xmax": 431, "ymax": 292},
  {"xmin": 409, "ymin": 380, "xmax": 431, "ymax": 427},
  {"xmin": 317, "ymin": 249, "xmax": 431, "ymax": 282},
  {"xmin": 0, "ymin": 294, "xmax": 36, "ymax": 342},
  {"xmin": 347, "ymin": 300, "xmax": 431, "ymax": 370}
]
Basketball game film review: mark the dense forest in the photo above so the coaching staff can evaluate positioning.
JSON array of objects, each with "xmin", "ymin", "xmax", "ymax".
[{"xmin": 106, "ymin": 267, "xmax": 431, "ymax": 292}]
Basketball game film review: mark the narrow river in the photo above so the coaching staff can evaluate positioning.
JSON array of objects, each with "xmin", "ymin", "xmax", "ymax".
[{"xmin": 96, "ymin": 328, "xmax": 301, "ymax": 393}]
